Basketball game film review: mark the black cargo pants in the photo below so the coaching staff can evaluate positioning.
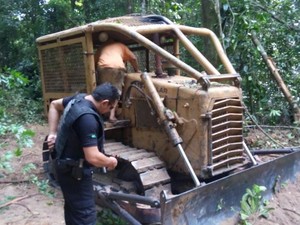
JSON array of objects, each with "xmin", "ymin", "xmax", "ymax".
[{"xmin": 56, "ymin": 161, "xmax": 96, "ymax": 225}]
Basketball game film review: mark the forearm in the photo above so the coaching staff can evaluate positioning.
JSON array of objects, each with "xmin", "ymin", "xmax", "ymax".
[
  {"xmin": 84, "ymin": 147, "xmax": 118, "ymax": 169},
  {"xmin": 88, "ymin": 153, "xmax": 113, "ymax": 167},
  {"xmin": 48, "ymin": 106, "xmax": 61, "ymax": 135},
  {"xmin": 47, "ymin": 99, "xmax": 64, "ymax": 148},
  {"xmin": 130, "ymin": 59, "xmax": 140, "ymax": 72},
  {"xmin": 48, "ymin": 99, "xmax": 64, "ymax": 133}
]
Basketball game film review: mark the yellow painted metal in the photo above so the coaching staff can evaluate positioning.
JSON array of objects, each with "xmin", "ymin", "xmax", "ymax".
[{"xmin": 37, "ymin": 15, "xmax": 245, "ymax": 177}]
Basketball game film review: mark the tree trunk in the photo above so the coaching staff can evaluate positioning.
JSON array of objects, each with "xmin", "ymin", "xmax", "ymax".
[
  {"xmin": 127, "ymin": 0, "xmax": 133, "ymax": 14},
  {"xmin": 201, "ymin": 0, "xmax": 222, "ymax": 70},
  {"xmin": 251, "ymin": 31, "xmax": 300, "ymax": 123}
]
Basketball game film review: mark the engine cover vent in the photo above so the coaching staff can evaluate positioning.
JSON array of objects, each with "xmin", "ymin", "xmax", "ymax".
[{"xmin": 208, "ymin": 98, "xmax": 245, "ymax": 176}]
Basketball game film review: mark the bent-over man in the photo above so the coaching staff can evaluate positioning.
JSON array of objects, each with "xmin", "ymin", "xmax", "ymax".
[{"xmin": 95, "ymin": 37, "xmax": 140, "ymax": 122}]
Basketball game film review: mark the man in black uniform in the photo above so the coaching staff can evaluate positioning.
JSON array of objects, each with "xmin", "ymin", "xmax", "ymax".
[{"xmin": 47, "ymin": 83, "xmax": 119, "ymax": 225}]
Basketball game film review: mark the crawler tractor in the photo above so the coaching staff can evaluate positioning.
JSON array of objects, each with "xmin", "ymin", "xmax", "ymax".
[{"xmin": 37, "ymin": 15, "xmax": 300, "ymax": 225}]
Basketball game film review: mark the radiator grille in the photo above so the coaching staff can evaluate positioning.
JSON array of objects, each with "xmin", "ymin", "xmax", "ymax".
[
  {"xmin": 209, "ymin": 98, "xmax": 245, "ymax": 175},
  {"xmin": 41, "ymin": 43, "xmax": 86, "ymax": 93}
]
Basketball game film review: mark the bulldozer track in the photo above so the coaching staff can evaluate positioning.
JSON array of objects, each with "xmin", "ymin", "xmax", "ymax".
[{"xmin": 93, "ymin": 141, "xmax": 172, "ymax": 199}]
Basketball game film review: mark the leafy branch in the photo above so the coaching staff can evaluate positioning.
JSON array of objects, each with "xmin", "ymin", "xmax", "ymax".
[
  {"xmin": 251, "ymin": 1, "xmax": 300, "ymax": 32},
  {"xmin": 239, "ymin": 184, "xmax": 274, "ymax": 225}
]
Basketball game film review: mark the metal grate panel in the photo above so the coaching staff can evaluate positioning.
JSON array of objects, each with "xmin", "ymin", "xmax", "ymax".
[
  {"xmin": 131, "ymin": 45, "xmax": 173, "ymax": 73},
  {"xmin": 41, "ymin": 43, "xmax": 86, "ymax": 93},
  {"xmin": 209, "ymin": 98, "xmax": 245, "ymax": 175}
]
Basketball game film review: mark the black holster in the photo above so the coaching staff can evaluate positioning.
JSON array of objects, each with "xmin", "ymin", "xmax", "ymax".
[{"xmin": 55, "ymin": 158, "xmax": 84, "ymax": 181}]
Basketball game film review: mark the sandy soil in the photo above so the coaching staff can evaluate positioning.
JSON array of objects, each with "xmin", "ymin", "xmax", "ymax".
[
  {"xmin": 246, "ymin": 175, "xmax": 300, "ymax": 225},
  {"xmin": 0, "ymin": 124, "xmax": 299, "ymax": 225},
  {"xmin": 0, "ymin": 124, "xmax": 65, "ymax": 225}
]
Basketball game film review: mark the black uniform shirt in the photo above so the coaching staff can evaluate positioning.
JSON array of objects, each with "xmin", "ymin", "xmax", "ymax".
[{"xmin": 62, "ymin": 95, "xmax": 104, "ymax": 159}]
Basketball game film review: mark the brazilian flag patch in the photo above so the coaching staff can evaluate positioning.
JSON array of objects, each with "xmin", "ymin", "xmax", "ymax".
[{"xmin": 89, "ymin": 133, "xmax": 97, "ymax": 139}]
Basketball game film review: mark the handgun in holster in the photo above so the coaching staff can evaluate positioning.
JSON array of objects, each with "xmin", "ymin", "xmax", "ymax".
[{"xmin": 71, "ymin": 158, "xmax": 84, "ymax": 180}]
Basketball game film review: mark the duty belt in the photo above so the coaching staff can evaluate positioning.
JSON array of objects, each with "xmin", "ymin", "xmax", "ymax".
[
  {"xmin": 58, "ymin": 158, "xmax": 82, "ymax": 167},
  {"xmin": 56, "ymin": 158, "xmax": 86, "ymax": 180}
]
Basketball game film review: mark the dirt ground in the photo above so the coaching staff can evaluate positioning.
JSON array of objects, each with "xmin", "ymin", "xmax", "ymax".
[
  {"xmin": 247, "ymin": 175, "xmax": 300, "ymax": 225},
  {"xmin": 0, "ymin": 124, "xmax": 65, "ymax": 225},
  {"xmin": 0, "ymin": 124, "xmax": 299, "ymax": 225}
]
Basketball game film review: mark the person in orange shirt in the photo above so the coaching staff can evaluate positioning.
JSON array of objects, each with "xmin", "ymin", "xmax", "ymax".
[{"xmin": 95, "ymin": 33, "xmax": 140, "ymax": 122}]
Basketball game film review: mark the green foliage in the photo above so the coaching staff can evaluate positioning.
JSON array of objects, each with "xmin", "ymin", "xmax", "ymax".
[
  {"xmin": 239, "ymin": 184, "xmax": 273, "ymax": 225},
  {"xmin": 0, "ymin": 195, "xmax": 16, "ymax": 212},
  {"xmin": 22, "ymin": 163, "xmax": 36, "ymax": 174},
  {"xmin": 147, "ymin": 0, "xmax": 186, "ymax": 23},
  {"xmin": 0, "ymin": 68, "xmax": 43, "ymax": 123},
  {"xmin": 96, "ymin": 209, "xmax": 128, "ymax": 225},
  {"xmin": 0, "ymin": 151, "xmax": 14, "ymax": 172},
  {"xmin": 221, "ymin": 0, "xmax": 299, "ymax": 125},
  {"xmin": 0, "ymin": 0, "xmax": 299, "ymax": 126},
  {"xmin": 269, "ymin": 109, "xmax": 282, "ymax": 124},
  {"xmin": 0, "ymin": 66, "xmax": 53, "ymax": 197},
  {"xmin": 0, "ymin": 122, "xmax": 35, "ymax": 172},
  {"xmin": 0, "ymin": 119, "xmax": 54, "ymax": 198},
  {"xmin": 30, "ymin": 174, "xmax": 55, "ymax": 196}
]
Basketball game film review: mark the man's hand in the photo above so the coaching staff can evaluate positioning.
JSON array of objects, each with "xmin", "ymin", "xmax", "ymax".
[
  {"xmin": 83, "ymin": 146, "xmax": 118, "ymax": 170},
  {"xmin": 107, "ymin": 156, "xmax": 118, "ymax": 171},
  {"xmin": 47, "ymin": 134, "xmax": 57, "ymax": 149}
]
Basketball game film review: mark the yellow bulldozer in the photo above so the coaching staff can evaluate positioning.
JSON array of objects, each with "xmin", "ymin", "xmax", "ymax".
[{"xmin": 37, "ymin": 15, "xmax": 300, "ymax": 224}]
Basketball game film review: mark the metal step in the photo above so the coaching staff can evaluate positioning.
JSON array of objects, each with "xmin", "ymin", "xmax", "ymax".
[
  {"xmin": 140, "ymin": 168, "xmax": 171, "ymax": 189},
  {"xmin": 101, "ymin": 141, "xmax": 171, "ymax": 197},
  {"xmin": 131, "ymin": 156, "xmax": 165, "ymax": 173},
  {"xmin": 104, "ymin": 119, "xmax": 131, "ymax": 131}
]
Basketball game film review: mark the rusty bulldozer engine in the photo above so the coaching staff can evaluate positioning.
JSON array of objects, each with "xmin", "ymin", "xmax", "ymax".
[{"xmin": 37, "ymin": 15, "xmax": 300, "ymax": 224}]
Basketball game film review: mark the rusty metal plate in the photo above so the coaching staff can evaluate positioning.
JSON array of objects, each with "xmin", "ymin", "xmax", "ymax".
[{"xmin": 160, "ymin": 149, "xmax": 300, "ymax": 225}]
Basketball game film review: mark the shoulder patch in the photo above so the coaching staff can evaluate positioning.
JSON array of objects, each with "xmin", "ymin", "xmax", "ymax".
[{"xmin": 88, "ymin": 133, "xmax": 97, "ymax": 139}]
